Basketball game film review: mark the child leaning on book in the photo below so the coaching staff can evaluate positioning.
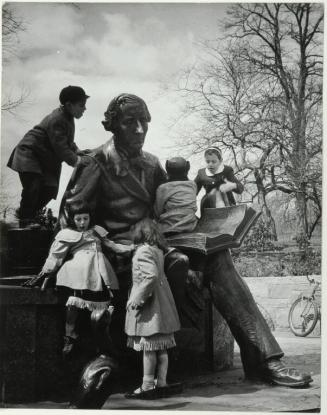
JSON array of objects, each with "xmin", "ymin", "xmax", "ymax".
[
  {"xmin": 124, "ymin": 219, "xmax": 181, "ymax": 400},
  {"xmin": 39, "ymin": 206, "xmax": 134, "ymax": 358},
  {"xmin": 7, "ymin": 86, "xmax": 90, "ymax": 228},
  {"xmin": 154, "ymin": 157, "xmax": 198, "ymax": 236},
  {"xmin": 194, "ymin": 146, "xmax": 244, "ymax": 215},
  {"xmin": 154, "ymin": 157, "xmax": 203, "ymax": 289}
]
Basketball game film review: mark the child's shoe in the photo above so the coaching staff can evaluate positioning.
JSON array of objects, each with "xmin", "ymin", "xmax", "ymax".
[
  {"xmin": 124, "ymin": 386, "xmax": 157, "ymax": 400},
  {"xmin": 62, "ymin": 336, "xmax": 77, "ymax": 358}
]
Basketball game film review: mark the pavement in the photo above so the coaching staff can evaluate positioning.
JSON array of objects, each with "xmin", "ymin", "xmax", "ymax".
[{"xmin": 1, "ymin": 330, "xmax": 322, "ymax": 412}]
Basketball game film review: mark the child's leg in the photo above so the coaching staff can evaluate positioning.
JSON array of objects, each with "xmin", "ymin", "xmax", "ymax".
[
  {"xmin": 18, "ymin": 172, "xmax": 42, "ymax": 220},
  {"xmin": 62, "ymin": 305, "xmax": 80, "ymax": 357},
  {"xmin": 156, "ymin": 350, "xmax": 169, "ymax": 387},
  {"xmin": 141, "ymin": 350, "xmax": 157, "ymax": 391},
  {"xmin": 65, "ymin": 305, "xmax": 80, "ymax": 339}
]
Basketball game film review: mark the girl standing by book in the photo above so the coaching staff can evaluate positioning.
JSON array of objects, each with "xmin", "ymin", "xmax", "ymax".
[{"xmin": 125, "ymin": 218, "xmax": 180, "ymax": 399}]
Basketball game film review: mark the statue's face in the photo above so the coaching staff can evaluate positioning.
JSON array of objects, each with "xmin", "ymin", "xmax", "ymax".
[{"xmin": 115, "ymin": 102, "xmax": 149, "ymax": 155}]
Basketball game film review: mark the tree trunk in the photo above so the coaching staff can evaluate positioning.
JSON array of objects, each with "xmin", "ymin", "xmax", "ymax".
[
  {"xmin": 254, "ymin": 169, "xmax": 278, "ymax": 240},
  {"xmin": 295, "ymin": 182, "xmax": 309, "ymax": 239}
]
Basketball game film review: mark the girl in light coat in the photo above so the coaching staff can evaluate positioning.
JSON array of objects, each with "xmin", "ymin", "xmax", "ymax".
[
  {"xmin": 125, "ymin": 218, "xmax": 180, "ymax": 399},
  {"xmin": 40, "ymin": 206, "xmax": 133, "ymax": 357}
]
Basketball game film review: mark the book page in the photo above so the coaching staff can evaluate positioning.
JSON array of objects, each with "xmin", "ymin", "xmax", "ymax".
[{"xmin": 197, "ymin": 206, "xmax": 247, "ymax": 236}]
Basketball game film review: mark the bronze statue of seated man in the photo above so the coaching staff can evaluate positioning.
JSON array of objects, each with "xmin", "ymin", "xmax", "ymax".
[{"xmin": 54, "ymin": 93, "xmax": 312, "ymax": 406}]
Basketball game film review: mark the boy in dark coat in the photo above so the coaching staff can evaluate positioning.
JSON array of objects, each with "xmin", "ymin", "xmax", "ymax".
[
  {"xmin": 7, "ymin": 85, "xmax": 90, "ymax": 227},
  {"xmin": 155, "ymin": 157, "xmax": 198, "ymax": 235}
]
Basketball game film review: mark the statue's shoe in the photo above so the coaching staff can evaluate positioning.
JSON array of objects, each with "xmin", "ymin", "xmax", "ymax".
[{"xmin": 260, "ymin": 359, "xmax": 313, "ymax": 387}]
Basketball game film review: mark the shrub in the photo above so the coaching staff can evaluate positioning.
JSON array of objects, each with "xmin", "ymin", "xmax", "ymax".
[
  {"xmin": 232, "ymin": 249, "xmax": 321, "ymax": 278},
  {"xmin": 243, "ymin": 218, "xmax": 281, "ymax": 252},
  {"xmin": 35, "ymin": 208, "xmax": 57, "ymax": 230},
  {"xmin": 288, "ymin": 248, "xmax": 321, "ymax": 276}
]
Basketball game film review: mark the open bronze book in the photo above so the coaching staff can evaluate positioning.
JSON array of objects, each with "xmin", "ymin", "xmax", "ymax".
[{"xmin": 166, "ymin": 205, "xmax": 261, "ymax": 255}]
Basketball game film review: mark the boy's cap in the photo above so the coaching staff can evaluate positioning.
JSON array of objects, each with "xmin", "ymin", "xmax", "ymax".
[
  {"xmin": 59, "ymin": 86, "xmax": 90, "ymax": 104},
  {"xmin": 166, "ymin": 157, "xmax": 190, "ymax": 176}
]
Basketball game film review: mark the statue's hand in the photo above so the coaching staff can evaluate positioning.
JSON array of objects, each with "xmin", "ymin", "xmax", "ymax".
[
  {"xmin": 76, "ymin": 149, "xmax": 93, "ymax": 156},
  {"xmin": 126, "ymin": 299, "xmax": 142, "ymax": 311},
  {"xmin": 77, "ymin": 155, "xmax": 93, "ymax": 167},
  {"xmin": 187, "ymin": 270, "xmax": 204, "ymax": 290}
]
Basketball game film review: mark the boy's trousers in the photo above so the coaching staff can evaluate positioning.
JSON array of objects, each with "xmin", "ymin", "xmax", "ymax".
[{"xmin": 18, "ymin": 172, "xmax": 56, "ymax": 219}]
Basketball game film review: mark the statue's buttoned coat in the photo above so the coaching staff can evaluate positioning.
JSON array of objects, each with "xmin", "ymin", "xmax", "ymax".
[
  {"xmin": 64, "ymin": 140, "xmax": 167, "ymax": 236},
  {"xmin": 125, "ymin": 244, "xmax": 180, "ymax": 337}
]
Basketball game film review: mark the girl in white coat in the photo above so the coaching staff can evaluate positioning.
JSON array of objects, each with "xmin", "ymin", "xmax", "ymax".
[{"xmin": 40, "ymin": 206, "xmax": 133, "ymax": 356}]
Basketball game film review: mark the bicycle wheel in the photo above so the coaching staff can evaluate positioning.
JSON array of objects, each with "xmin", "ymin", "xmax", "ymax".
[{"xmin": 288, "ymin": 296, "xmax": 319, "ymax": 337}]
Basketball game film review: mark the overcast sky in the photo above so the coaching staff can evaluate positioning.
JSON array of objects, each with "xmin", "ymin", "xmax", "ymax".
[{"xmin": 1, "ymin": 2, "xmax": 228, "ymax": 214}]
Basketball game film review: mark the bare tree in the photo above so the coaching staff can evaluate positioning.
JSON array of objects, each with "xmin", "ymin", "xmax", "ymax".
[
  {"xmin": 172, "ymin": 3, "xmax": 323, "ymax": 241},
  {"xmin": 175, "ymin": 47, "xmax": 283, "ymax": 238},
  {"xmin": 225, "ymin": 3, "xmax": 323, "ymax": 240},
  {"xmin": 2, "ymin": 3, "xmax": 30, "ymax": 113}
]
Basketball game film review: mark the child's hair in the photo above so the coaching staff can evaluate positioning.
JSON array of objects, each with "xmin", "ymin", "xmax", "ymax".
[
  {"xmin": 165, "ymin": 157, "xmax": 190, "ymax": 181},
  {"xmin": 66, "ymin": 204, "xmax": 94, "ymax": 229},
  {"xmin": 132, "ymin": 218, "xmax": 168, "ymax": 251},
  {"xmin": 204, "ymin": 146, "xmax": 222, "ymax": 161}
]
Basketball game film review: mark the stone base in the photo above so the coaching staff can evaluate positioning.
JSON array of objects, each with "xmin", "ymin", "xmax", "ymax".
[
  {"xmin": 0, "ymin": 285, "xmax": 65, "ymax": 403},
  {"xmin": 1, "ymin": 228, "xmax": 234, "ymax": 403},
  {"xmin": 5, "ymin": 228, "xmax": 53, "ymax": 276},
  {"xmin": 0, "ymin": 284, "xmax": 234, "ymax": 404}
]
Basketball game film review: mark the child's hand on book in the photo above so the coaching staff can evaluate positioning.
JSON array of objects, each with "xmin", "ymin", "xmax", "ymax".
[
  {"xmin": 126, "ymin": 299, "xmax": 143, "ymax": 310},
  {"xmin": 219, "ymin": 179, "xmax": 237, "ymax": 193}
]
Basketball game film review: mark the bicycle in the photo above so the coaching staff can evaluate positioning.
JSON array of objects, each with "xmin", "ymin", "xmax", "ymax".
[{"xmin": 288, "ymin": 275, "xmax": 321, "ymax": 337}]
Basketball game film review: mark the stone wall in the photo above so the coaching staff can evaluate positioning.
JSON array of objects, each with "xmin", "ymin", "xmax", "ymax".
[
  {"xmin": 0, "ymin": 282, "xmax": 234, "ymax": 403},
  {"xmin": 245, "ymin": 275, "xmax": 321, "ymax": 334}
]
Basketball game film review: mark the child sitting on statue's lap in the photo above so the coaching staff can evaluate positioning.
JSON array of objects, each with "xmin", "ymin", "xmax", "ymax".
[{"xmin": 39, "ymin": 205, "xmax": 134, "ymax": 358}]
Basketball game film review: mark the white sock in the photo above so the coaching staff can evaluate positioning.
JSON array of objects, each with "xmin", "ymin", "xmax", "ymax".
[{"xmin": 142, "ymin": 374, "xmax": 155, "ymax": 391}]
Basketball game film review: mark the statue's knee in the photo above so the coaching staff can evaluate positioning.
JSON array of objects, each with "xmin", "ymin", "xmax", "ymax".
[{"xmin": 165, "ymin": 249, "xmax": 189, "ymax": 278}]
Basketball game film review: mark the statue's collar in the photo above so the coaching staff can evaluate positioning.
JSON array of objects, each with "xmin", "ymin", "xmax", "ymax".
[{"xmin": 103, "ymin": 139, "xmax": 148, "ymax": 177}]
